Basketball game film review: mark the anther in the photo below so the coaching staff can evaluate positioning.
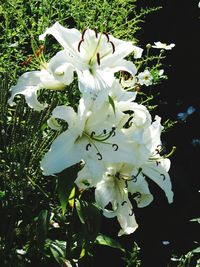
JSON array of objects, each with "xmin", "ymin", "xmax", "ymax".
[
  {"xmin": 135, "ymin": 192, "xmax": 141, "ymax": 198},
  {"xmin": 90, "ymin": 131, "xmax": 96, "ymax": 138},
  {"xmin": 97, "ymin": 52, "xmax": 100, "ymax": 65},
  {"xmin": 131, "ymin": 168, "xmax": 142, "ymax": 182},
  {"xmin": 110, "ymin": 127, "xmax": 116, "ymax": 136},
  {"xmin": 129, "ymin": 208, "xmax": 134, "ymax": 216},
  {"xmin": 109, "ymin": 41, "xmax": 115, "ymax": 53},
  {"xmin": 160, "ymin": 174, "xmax": 166, "ymax": 180},
  {"xmin": 94, "ymin": 28, "xmax": 98, "ymax": 38},
  {"xmin": 121, "ymin": 200, "xmax": 127, "ymax": 206},
  {"xmin": 81, "ymin": 29, "xmax": 87, "ymax": 39},
  {"xmin": 112, "ymin": 144, "xmax": 119, "ymax": 151},
  {"xmin": 78, "ymin": 39, "xmax": 84, "ymax": 52},
  {"xmin": 112, "ymin": 131, "xmax": 116, "ymax": 137},
  {"xmin": 155, "ymin": 144, "xmax": 163, "ymax": 154},
  {"xmin": 156, "ymin": 161, "xmax": 161, "ymax": 166},
  {"xmin": 103, "ymin": 129, "xmax": 107, "ymax": 134},
  {"xmin": 125, "ymin": 180, "xmax": 128, "ymax": 188},
  {"xmin": 39, "ymin": 45, "xmax": 45, "ymax": 52},
  {"xmin": 103, "ymin": 32, "xmax": 110, "ymax": 42},
  {"xmin": 86, "ymin": 143, "xmax": 92, "ymax": 151},
  {"xmin": 97, "ymin": 153, "xmax": 103, "ymax": 160},
  {"xmin": 21, "ymin": 56, "xmax": 32, "ymax": 67},
  {"xmin": 131, "ymin": 175, "xmax": 137, "ymax": 183}
]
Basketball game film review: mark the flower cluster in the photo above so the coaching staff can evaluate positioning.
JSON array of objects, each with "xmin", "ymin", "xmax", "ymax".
[{"xmin": 8, "ymin": 22, "xmax": 174, "ymax": 236}]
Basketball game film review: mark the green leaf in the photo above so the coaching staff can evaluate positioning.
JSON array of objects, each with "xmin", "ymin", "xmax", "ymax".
[
  {"xmin": 108, "ymin": 95, "xmax": 116, "ymax": 115},
  {"xmin": 95, "ymin": 234, "xmax": 125, "ymax": 252},
  {"xmin": 0, "ymin": 190, "xmax": 5, "ymax": 198},
  {"xmin": 192, "ymin": 246, "xmax": 200, "ymax": 254},
  {"xmin": 57, "ymin": 164, "xmax": 78, "ymax": 215},
  {"xmin": 49, "ymin": 241, "xmax": 66, "ymax": 266},
  {"xmin": 75, "ymin": 199, "xmax": 102, "ymax": 251},
  {"xmin": 75, "ymin": 198, "xmax": 85, "ymax": 224},
  {"xmin": 190, "ymin": 217, "xmax": 200, "ymax": 224},
  {"xmin": 36, "ymin": 209, "xmax": 50, "ymax": 251}
]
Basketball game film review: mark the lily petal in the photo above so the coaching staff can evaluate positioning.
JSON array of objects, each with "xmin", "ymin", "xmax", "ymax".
[
  {"xmin": 41, "ymin": 131, "xmax": 82, "ymax": 176},
  {"xmin": 8, "ymin": 71, "xmax": 46, "ymax": 111},
  {"xmin": 128, "ymin": 172, "xmax": 153, "ymax": 208},
  {"xmin": 142, "ymin": 158, "xmax": 174, "ymax": 203},
  {"xmin": 77, "ymin": 68, "xmax": 114, "ymax": 94},
  {"xmin": 101, "ymin": 37, "xmax": 135, "ymax": 65},
  {"xmin": 109, "ymin": 59, "xmax": 137, "ymax": 78},
  {"xmin": 39, "ymin": 22, "xmax": 80, "ymax": 52},
  {"xmin": 117, "ymin": 200, "xmax": 138, "ymax": 236},
  {"xmin": 47, "ymin": 51, "xmax": 75, "ymax": 85},
  {"xmin": 47, "ymin": 105, "xmax": 77, "ymax": 130}
]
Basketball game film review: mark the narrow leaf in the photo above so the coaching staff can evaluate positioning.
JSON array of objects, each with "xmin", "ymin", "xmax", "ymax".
[
  {"xmin": 57, "ymin": 164, "xmax": 78, "ymax": 215},
  {"xmin": 37, "ymin": 209, "xmax": 50, "ymax": 250},
  {"xmin": 95, "ymin": 234, "xmax": 125, "ymax": 252}
]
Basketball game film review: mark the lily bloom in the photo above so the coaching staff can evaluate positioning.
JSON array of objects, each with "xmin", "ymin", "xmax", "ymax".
[
  {"xmin": 39, "ymin": 22, "xmax": 138, "ymax": 95},
  {"xmin": 41, "ymin": 97, "xmax": 137, "ymax": 176},
  {"xmin": 8, "ymin": 53, "xmax": 72, "ymax": 111}
]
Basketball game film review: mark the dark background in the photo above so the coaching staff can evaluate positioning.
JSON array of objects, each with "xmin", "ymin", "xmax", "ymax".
[{"xmin": 94, "ymin": 1, "xmax": 200, "ymax": 266}]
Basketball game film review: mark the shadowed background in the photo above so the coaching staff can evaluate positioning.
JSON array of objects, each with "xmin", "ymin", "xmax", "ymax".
[{"xmin": 94, "ymin": 1, "xmax": 200, "ymax": 266}]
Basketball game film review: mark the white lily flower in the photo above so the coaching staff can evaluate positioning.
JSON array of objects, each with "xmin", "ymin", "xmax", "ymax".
[
  {"xmin": 94, "ymin": 163, "xmax": 138, "ymax": 236},
  {"xmin": 131, "ymin": 157, "xmax": 174, "ymax": 204},
  {"xmin": 75, "ymin": 158, "xmax": 111, "ymax": 191},
  {"xmin": 152, "ymin": 41, "xmax": 175, "ymax": 50},
  {"xmin": 137, "ymin": 69, "xmax": 153, "ymax": 86},
  {"xmin": 123, "ymin": 103, "xmax": 152, "ymax": 164},
  {"xmin": 8, "ymin": 53, "xmax": 69, "ymax": 111},
  {"xmin": 39, "ymin": 22, "xmax": 137, "ymax": 95},
  {"xmin": 41, "ymin": 97, "xmax": 137, "ymax": 176},
  {"xmin": 127, "ymin": 169, "xmax": 154, "ymax": 208}
]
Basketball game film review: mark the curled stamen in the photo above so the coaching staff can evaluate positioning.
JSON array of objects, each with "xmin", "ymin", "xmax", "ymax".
[
  {"xmin": 155, "ymin": 144, "xmax": 163, "ymax": 154},
  {"xmin": 90, "ymin": 131, "xmax": 96, "ymax": 138},
  {"xmin": 86, "ymin": 143, "xmax": 92, "ymax": 151},
  {"xmin": 109, "ymin": 41, "xmax": 115, "ymax": 53},
  {"xmin": 96, "ymin": 52, "xmax": 100, "ymax": 65},
  {"xmin": 78, "ymin": 39, "xmax": 84, "ymax": 52},
  {"xmin": 94, "ymin": 28, "xmax": 98, "ymax": 38},
  {"xmin": 110, "ymin": 126, "xmax": 116, "ymax": 136},
  {"xmin": 160, "ymin": 174, "xmax": 166, "ymax": 180},
  {"xmin": 131, "ymin": 176, "xmax": 137, "ymax": 183},
  {"xmin": 82, "ymin": 29, "xmax": 87, "ymax": 39},
  {"xmin": 134, "ymin": 192, "xmax": 142, "ymax": 198},
  {"xmin": 112, "ymin": 131, "xmax": 116, "ymax": 137},
  {"xmin": 103, "ymin": 32, "xmax": 110, "ymax": 42},
  {"xmin": 129, "ymin": 208, "xmax": 134, "ymax": 216},
  {"xmin": 131, "ymin": 168, "xmax": 142, "ymax": 182},
  {"xmin": 121, "ymin": 200, "xmax": 127, "ymax": 206},
  {"xmin": 97, "ymin": 152, "xmax": 102, "ymax": 160},
  {"xmin": 112, "ymin": 144, "xmax": 119, "ymax": 151}
]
